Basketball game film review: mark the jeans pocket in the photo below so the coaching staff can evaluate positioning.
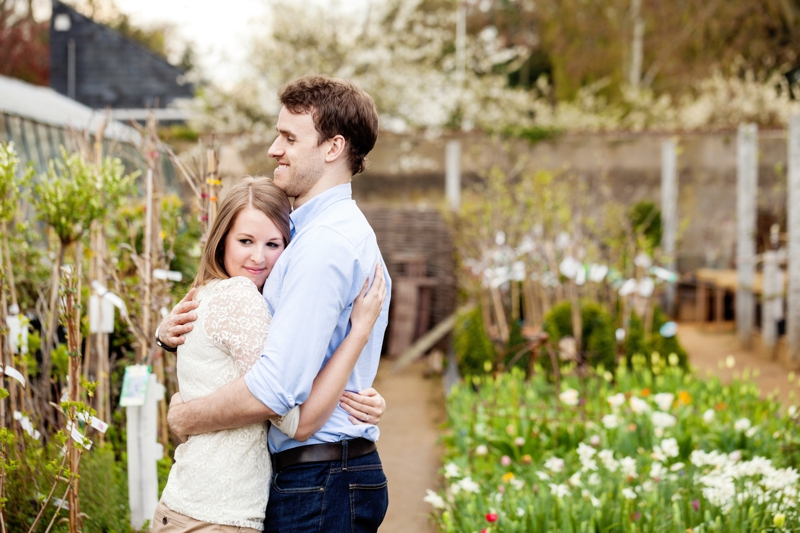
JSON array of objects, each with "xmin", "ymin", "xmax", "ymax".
[
  {"xmin": 349, "ymin": 469, "xmax": 389, "ymax": 533},
  {"xmin": 271, "ymin": 462, "xmax": 330, "ymax": 494}
]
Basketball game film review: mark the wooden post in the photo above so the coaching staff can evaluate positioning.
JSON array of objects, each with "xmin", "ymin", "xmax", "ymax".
[
  {"xmin": 788, "ymin": 114, "xmax": 800, "ymax": 363},
  {"xmin": 140, "ymin": 168, "xmax": 153, "ymax": 364},
  {"xmin": 696, "ymin": 281, "xmax": 707, "ymax": 322},
  {"xmin": 661, "ymin": 139, "xmax": 678, "ymax": 317},
  {"xmin": 445, "ymin": 140, "xmax": 461, "ymax": 211},
  {"xmin": 206, "ymin": 150, "xmax": 220, "ymax": 227},
  {"xmin": 714, "ymin": 287, "xmax": 725, "ymax": 323},
  {"xmin": 736, "ymin": 124, "xmax": 758, "ymax": 348},
  {"xmin": 762, "ymin": 250, "xmax": 782, "ymax": 353}
]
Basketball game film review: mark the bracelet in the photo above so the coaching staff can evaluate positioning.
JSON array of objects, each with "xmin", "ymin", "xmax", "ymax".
[{"xmin": 155, "ymin": 325, "xmax": 178, "ymax": 353}]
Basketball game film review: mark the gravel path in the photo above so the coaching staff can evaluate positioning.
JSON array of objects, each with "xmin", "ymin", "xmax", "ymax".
[
  {"xmin": 373, "ymin": 361, "xmax": 444, "ymax": 533},
  {"xmin": 679, "ymin": 323, "xmax": 797, "ymax": 405}
]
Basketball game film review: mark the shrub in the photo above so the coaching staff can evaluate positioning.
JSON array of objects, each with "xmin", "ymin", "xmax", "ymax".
[
  {"xmin": 543, "ymin": 301, "xmax": 616, "ymax": 370},
  {"xmin": 454, "ymin": 305, "xmax": 496, "ymax": 376}
]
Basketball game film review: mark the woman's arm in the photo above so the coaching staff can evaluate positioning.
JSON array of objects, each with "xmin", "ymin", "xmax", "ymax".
[{"xmin": 292, "ymin": 264, "xmax": 387, "ymax": 441}]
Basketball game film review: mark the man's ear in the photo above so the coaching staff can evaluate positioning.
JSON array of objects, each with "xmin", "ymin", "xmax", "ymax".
[{"xmin": 325, "ymin": 135, "xmax": 347, "ymax": 163}]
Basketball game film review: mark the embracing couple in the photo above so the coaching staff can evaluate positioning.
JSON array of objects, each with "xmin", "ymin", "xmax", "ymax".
[{"xmin": 151, "ymin": 76, "xmax": 392, "ymax": 533}]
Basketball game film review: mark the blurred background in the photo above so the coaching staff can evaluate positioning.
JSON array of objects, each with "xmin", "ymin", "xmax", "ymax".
[{"xmin": 3, "ymin": 1, "xmax": 800, "ymax": 531}]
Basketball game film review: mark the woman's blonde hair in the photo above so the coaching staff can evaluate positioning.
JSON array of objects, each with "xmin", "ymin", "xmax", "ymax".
[{"xmin": 193, "ymin": 177, "xmax": 291, "ymax": 288}]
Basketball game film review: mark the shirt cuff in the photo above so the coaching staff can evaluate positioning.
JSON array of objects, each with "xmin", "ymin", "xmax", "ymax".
[{"xmin": 244, "ymin": 358, "xmax": 295, "ymax": 417}]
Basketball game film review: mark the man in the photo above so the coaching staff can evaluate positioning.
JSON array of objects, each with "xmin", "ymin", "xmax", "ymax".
[{"xmin": 157, "ymin": 75, "xmax": 391, "ymax": 532}]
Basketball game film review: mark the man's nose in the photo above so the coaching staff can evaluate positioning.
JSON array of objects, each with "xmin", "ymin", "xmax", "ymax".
[{"xmin": 268, "ymin": 138, "xmax": 283, "ymax": 158}]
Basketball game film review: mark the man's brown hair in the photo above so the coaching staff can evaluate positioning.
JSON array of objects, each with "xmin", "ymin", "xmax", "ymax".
[{"xmin": 279, "ymin": 75, "xmax": 379, "ymax": 176}]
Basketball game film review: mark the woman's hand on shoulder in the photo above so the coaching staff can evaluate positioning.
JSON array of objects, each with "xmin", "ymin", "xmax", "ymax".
[
  {"xmin": 340, "ymin": 387, "xmax": 386, "ymax": 426},
  {"xmin": 350, "ymin": 264, "xmax": 386, "ymax": 334}
]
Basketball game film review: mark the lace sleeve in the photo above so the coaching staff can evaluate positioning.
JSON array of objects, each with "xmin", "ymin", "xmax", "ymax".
[{"xmin": 204, "ymin": 277, "xmax": 271, "ymax": 376}]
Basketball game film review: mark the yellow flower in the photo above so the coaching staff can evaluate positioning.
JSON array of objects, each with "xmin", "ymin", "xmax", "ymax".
[
  {"xmin": 774, "ymin": 514, "xmax": 786, "ymax": 528},
  {"xmin": 502, "ymin": 472, "xmax": 515, "ymax": 483},
  {"xmin": 678, "ymin": 390, "xmax": 692, "ymax": 405}
]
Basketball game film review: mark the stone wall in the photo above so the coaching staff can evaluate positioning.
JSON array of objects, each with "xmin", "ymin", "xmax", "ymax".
[{"xmin": 234, "ymin": 128, "xmax": 790, "ymax": 275}]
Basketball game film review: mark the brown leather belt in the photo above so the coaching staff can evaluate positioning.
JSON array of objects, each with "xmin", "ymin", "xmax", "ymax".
[{"xmin": 272, "ymin": 438, "xmax": 377, "ymax": 472}]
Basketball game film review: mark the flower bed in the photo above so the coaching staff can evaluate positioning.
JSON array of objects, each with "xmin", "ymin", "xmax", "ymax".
[{"xmin": 428, "ymin": 362, "xmax": 800, "ymax": 532}]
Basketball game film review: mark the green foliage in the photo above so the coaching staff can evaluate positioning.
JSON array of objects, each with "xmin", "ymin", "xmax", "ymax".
[
  {"xmin": 454, "ymin": 305, "xmax": 496, "ymax": 376},
  {"xmin": 0, "ymin": 142, "xmax": 33, "ymax": 222},
  {"xmin": 624, "ymin": 311, "xmax": 689, "ymax": 371},
  {"xmin": 34, "ymin": 149, "xmax": 137, "ymax": 245},
  {"xmin": 629, "ymin": 201, "xmax": 663, "ymax": 255},
  {"xmin": 5, "ymin": 437, "xmax": 132, "ymax": 533},
  {"xmin": 79, "ymin": 445, "xmax": 131, "ymax": 533},
  {"xmin": 501, "ymin": 125, "xmax": 562, "ymax": 145},
  {"xmin": 543, "ymin": 301, "xmax": 617, "ymax": 370}
]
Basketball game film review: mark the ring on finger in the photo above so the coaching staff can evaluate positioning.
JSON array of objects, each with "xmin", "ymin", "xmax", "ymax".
[{"xmin": 365, "ymin": 414, "xmax": 370, "ymax": 423}]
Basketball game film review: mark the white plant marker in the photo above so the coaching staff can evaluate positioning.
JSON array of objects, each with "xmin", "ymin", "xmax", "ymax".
[
  {"xmin": 445, "ymin": 140, "xmax": 461, "ymax": 211},
  {"xmin": 661, "ymin": 138, "xmax": 678, "ymax": 316},
  {"xmin": 762, "ymin": 249, "xmax": 784, "ymax": 351},
  {"xmin": 126, "ymin": 372, "xmax": 165, "ymax": 531},
  {"xmin": 736, "ymin": 124, "xmax": 758, "ymax": 348},
  {"xmin": 788, "ymin": 114, "xmax": 800, "ymax": 363}
]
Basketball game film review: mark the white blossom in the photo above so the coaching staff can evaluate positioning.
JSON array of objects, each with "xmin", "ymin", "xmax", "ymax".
[
  {"xmin": 545, "ymin": 457, "xmax": 565, "ymax": 473},
  {"xmin": 653, "ymin": 393, "xmax": 675, "ymax": 411},
  {"xmin": 475, "ymin": 444, "xmax": 488, "ymax": 456},
  {"xmin": 602, "ymin": 414, "xmax": 621, "ymax": 429},
  {"xmin": 651, "ymin": 411, "xmax": 677, "ymax": 428},
  {"xmin": 444, "ymin": 462, "xmax": 461, "ymax": 479},
  {"xmin": 620, "ymin": 457, "xmax": 638, "ymax": 478},
  {"xmin": 560, "ymin": 388, "xmax": 580, "ymax": 406},
  {"xmin": 549, "ymin": 483, "xmax": 571, "ymax": 498},
  {"xmin": 424, "ymin": 489, "xmax": 446, "ymax": 509},
  {"xmin": 607, "ymin": 393, "xmax": 626, "ymax": 410},
  {"xmin": 630, "ymin": 396, "xmax": 650, "ymax": 414},
  {"xmin": 661, "ymin": 438, "xmax": 680, "ymax": 458},
  {"xmin": 703, "ymin": 409, "xmax": 715, "ymax": 423},
  {"xmin": 670, "ymin": 462, "xmax": 685, "ymax": 472},
  {"xmin": 598, "ymin": 450, "xmax": 619, "ymax": 472},
  {"xmin": 650, "ymin": 462, "xmax": 666, "ymax": 480},
  {"xmin": 734, "ymin": 418, "xmax": 752, "ymax": 432},
  {"xmin": 622, "ymin": 487, "xmax": 637, "ymax": 500}
]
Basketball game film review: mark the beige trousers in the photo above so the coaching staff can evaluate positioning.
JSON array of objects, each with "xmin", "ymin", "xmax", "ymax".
[{"xmin": 152, "ymin": 501, "xmax": 261, "ymax": 533}]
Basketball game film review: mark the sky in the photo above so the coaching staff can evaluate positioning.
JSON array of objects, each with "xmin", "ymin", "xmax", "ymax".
[{"xmin": 84, "ymin": 0, "xmax": 371, "ymax": 85}]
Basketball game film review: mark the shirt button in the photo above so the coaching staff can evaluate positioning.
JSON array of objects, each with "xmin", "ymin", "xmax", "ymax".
[{"xmin": 162, "ymin": 517, "xmax": 168, "ymax": 525}]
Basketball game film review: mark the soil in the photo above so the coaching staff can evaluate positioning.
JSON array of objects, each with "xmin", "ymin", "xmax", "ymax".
[
  {"xmin": 678, "ymin": 322, "xmax": 797, "ymax": 405},
  {"xmin": 373, "ymin": 360, "xmax": 445, "ymax": 533}
]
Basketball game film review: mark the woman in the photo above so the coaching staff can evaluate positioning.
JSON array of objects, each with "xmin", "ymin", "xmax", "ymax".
[{"xmin": 153, "ymin": 177, "xmax": 387, "ymax": 532}]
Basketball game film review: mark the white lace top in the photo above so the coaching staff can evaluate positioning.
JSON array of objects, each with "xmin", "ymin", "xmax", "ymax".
[{"xmin": 160, "ymin": 276, "xmax": 299, "ymax": 531}]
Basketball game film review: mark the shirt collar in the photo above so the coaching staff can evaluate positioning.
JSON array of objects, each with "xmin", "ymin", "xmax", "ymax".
[{"xmin": 289, "ymin": 183, "xmax": 352, "ymax": 235}]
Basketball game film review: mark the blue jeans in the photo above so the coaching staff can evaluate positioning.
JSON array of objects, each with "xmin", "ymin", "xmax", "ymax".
[{"xmin": 265, "ymin": 447, "xmax": 388, "ymax": 533}]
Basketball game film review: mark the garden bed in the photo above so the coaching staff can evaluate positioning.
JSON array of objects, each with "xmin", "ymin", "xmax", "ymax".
[{"xmin": 427, "ymin": 361, "xmax": 800, "ymax": 532}]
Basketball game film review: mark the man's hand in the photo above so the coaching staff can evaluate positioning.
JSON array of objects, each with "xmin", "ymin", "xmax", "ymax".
[
  {"xmin": 158, "ymin": 288, "xmax": 200, "ymax": 349},
  {"xmin": 168, "ymin": 392, "xmax": 188, "ymax": 442}
]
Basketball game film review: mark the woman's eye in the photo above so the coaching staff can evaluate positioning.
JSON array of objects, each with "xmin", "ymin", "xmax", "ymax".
[
  {"xmin": 239, "ymin": 239, "xmax": 252, "ymax": 245},
  {"xmin": 267, "ymin": 242, "xmax": 280, "ymax": 249}
]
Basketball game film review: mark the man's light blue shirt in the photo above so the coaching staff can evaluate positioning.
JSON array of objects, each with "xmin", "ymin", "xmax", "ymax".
[{"xmin": 244, "ymin": 183, "xmax": 391, "ymax": 453}]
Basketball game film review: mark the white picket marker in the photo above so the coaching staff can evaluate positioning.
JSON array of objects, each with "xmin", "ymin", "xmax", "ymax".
[
  {"xmin": 126, "ymin": 372, "xmax": 165, "ymax": 531},
  {"xmin": 788, "ymin": 114, "xmax": 800, "ymax": 363},
  {"xmin": 152, "ymin": 269, "xmax": 183, "ymax": 282},
  {"xmin": 736, "ymin": 123, "xmax": 758, "ymax": 348},
  {"xmin": 4, "ymin": 365, "xmax": 26, "ymax": 387}
]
